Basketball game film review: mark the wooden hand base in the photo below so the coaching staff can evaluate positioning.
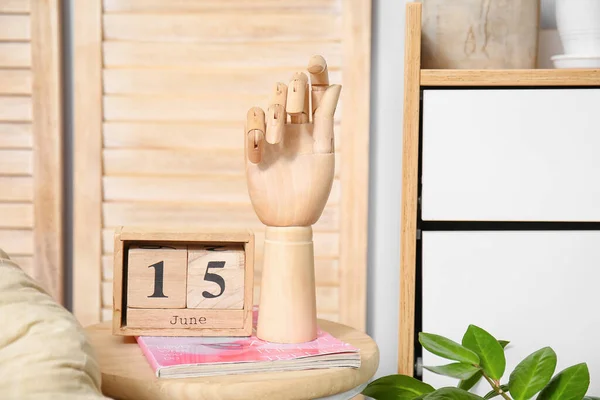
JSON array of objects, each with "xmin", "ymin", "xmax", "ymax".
[{"xmin": 256, "ymin": 226, "xmax": 317, "ymax": 343}]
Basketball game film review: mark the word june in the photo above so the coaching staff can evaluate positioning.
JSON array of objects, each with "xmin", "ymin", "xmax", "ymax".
[{"xmin": 169, "ymin": 315, "xmax": 208, "ymax": 326}]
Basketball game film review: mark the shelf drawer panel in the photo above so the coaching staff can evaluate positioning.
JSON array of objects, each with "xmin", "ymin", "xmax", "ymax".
[
  {"xmin": 422, "ymin": 88, "xmax": 600, "ymax": 221},
  {"xmin": 422, "ymin": 231, "xmax": 600, "ymax": 395}
]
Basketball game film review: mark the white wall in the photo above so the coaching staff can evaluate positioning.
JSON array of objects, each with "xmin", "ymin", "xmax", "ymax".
[
  {"xmin": 365, "ymin": 0, "xmax": 564, "ymax": 379},
  {"xmin": 366, "ymin": 0, "xmax": 408, "ymax": 378}
]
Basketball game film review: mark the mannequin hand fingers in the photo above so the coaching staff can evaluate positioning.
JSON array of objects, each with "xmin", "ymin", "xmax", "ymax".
[
  {"xmin": 301, "ymin": 83, "xmax": 310, "ymax": 124},
  {"xmin": 246, "ymin": 107, "xmax": 265, "ymax": 164},
  {"xmin": 313, "ymin": 84, "xmax": 341, "ymax": 154},
  {"xmin": 308, "ymin": 55, "xmax": 329, "ymax": 116},
  {"xmin": 314, "ymin": 84, "xmax": 341, "ymax": 119},
  {"xmin": 286, "ymin": 72, "xmax": 308, "ymax": 123},
  {"xmin": 308, "ymin": 55, "xmax": 329, "ymax": 85},
  {"xmin": 266, "ymin": 82, "xmax": 287, "ymax": 144}
]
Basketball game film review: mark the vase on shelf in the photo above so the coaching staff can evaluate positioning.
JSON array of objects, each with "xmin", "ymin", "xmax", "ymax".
[
  {"xmin": 552, "ymin": 0, "xmax": 600, "ymax": 68},
  {"xmin": 420, "ymin": 0, "xmax": 540, "ymax": 69}
]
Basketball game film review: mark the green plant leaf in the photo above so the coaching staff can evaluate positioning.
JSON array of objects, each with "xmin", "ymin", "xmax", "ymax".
[
  {"xmin": 537, "ymin": 363, "xmax": 590, "ymax": 400},
  {"xmin": 362, "ymin": 375, "xmax": 435, "ymax": 400},
  {"xmin": 508, "ymin": 347, "xmax": 557, "ymax": 400},
  {"xmin": 419, "ymin": 333, "xmax": 480, "ymax": 365},
  {"xmin": 457, "ymin": 339, "xmax": 505, "ymax": 391},
  {"xmin": 424, "ymin": 363, "xmax": 481, "ymax": 380},
  {"xmin": 423, "ymin": 387, "xmax": 485, "ymax": 399},
  {"xmin": 462, "ymin": 325, "xmax": 506, "ymax": 380},
  {"xmin": 458, "ymin": 371, "xmax": 483, "ymax": 391},
  {"xmin": 483, "ymin": 384, "xmax": 509, "ymax": 399}
]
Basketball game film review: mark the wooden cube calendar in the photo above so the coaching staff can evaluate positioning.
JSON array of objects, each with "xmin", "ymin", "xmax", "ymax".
[{"xmin": 112, "ymin": 227, "xmax": 254, "ymax": 336}]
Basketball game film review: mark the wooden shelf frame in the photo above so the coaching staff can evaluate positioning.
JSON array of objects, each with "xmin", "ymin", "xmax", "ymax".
[
  {"xmin": 399, "ymin": 1, "xmax": 422, "ymax": 376},
  {"xmin": 399, "ymin": 2, "xmax": 600, "ymax": 376},
  {"xmin": 421, "ymin": 69, "xmax": 600, "ymax": 87}
]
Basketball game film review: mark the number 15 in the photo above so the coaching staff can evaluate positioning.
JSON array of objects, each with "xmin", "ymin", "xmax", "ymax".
[{"xmin": 147, "ymin": 260, "xmax": 227, "ymax": 299}]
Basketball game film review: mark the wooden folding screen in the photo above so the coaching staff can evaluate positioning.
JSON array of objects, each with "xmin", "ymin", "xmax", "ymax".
[
  {"xmin": 0, "ymin": 0, "xmax": 63, "ymax": 301},
  {"xmin": 74, "ymin": 0, "xmax": 371, "ymax": 330}
]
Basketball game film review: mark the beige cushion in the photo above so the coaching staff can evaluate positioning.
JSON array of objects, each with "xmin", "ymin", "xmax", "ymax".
[{"xmin": 0, "ymin": 249, "xmax": 109, "ymax": 399}]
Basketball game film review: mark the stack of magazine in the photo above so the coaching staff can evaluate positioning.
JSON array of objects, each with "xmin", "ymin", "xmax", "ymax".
[{"xmin": 136, "ymin": 310, "xmax": 361, "ymax": 378}]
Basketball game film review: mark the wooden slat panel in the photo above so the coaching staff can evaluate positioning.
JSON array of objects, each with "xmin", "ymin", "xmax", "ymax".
[
  {"xmin": 317, "ymin": 312, "xmax": 339, "ymax": 322},
  {"xmin": 0, "ymin": 149, "xmax": 31, "ymax": 174},
  {"xmin": 0, "ymin": 203, "xmax": 32, "ymax": 228},
  {"xmin": 0, "ymin": 15, "xmax": 30, "ymax": 41},
  {"xmin": 101, "ymin": 307, "xmax": 112, "ymax": 322},
  {"xmin": 103, "ymin": 42, "xmax": 341, "ymax": 69},
  {"xmin": 313, "ymin": 259, "xmax": 340, "ymax": 286},
  {"xmin": 104, "ymin": 94, "xmax": 342, "ymax": 123},
  {"xmin": 103, "ymin": 148, "xmax": 341, "ymax": 178},
  {"xmin": 103, "ymin": 0, "xmax": 341, "ymax": 13},
  {"xmin": 103, "ymin": 121, "xmax": 342, "ymax": 151},
  {"xmin": 102, "ymin": 202, "xmax": 339, "ymax": 232},
  {"xmin": 103, "ymin": 176, "xmax": 250, "ymax": 202},
  {"xmin": 0, "ymin": 96, "xmax": 31, "ymax": 121},
  {"xmin": 76, "ymin": 0, "xmax": 370, "ymax": 331},
  {"xmin": 103, "ymin": 176, "xmax": 341, "ymax": 205},
  {"xmin": 0, "ymin": 122, "xmax": 32, "ymax": 148},
  {"xmin": 0, "ymin": 43, "xmax": 30, "ymax": 67},
  {"xmin": 101, "ymin": 229, "xmax": 339, "ymax": 258},
  {"xmin": 0, "ymin": 229, "xmax": 32, "ymax": 254},
  {"xmin": 0, "ymin": 176, "xmax": 32, "ymax": 200},
  {"xmin": 0, "ymin": 0, "xmax": 30, "ymax": 13},
  {"xmin": 0, "ymin": 70, "xmax": 31, "ymax": 94},
  {"xmin": 104, "ymin": 14, "xmax": 340, "ymax": 43},
  {"xmin": 104, "ymin": 94, "xmax": 267, "ymax": 122},
  {"xmin": 103, "ymin": 69, "xmax": 343, "ymax": 96},
  {"xmin": 102, "ymin": 255, "xmax": 112, "ymax": 280},
  {"xmin": 102, "ymin": 280, "xmax": 111, "ymax": 308},
  {"xmin": 103, "ymin": 148, "xmax": 243, "ymax": 176},
  {"xmin": 103, "ymin": 122, "xmax": 241, "ymax": 150},
  {"xmin": 315, "ymin": 287, "xmax": 339, "ymax": 312},
  {"xmin": 11, "ymin": 255, "xmax": 33, "ymax": 276},
  {"xmin": 31, "ymin": 0, "xmax": 64, "ymax": 302},
  {"xmin": 339, "ymin": 0, "xmax": 371, "ymax": 330},
  {"xmin": 73, "ymin": 0, "xmax": 103, "ymax": 325},
  {"xmin": 102, "ymin": 202, "xmax": 262, "ymax": 229},
  {"xmin": 102, "ymin": 229, "xmax": 116, "ymax": 254}
]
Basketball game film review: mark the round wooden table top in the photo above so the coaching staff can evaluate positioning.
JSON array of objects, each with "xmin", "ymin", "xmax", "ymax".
[{"xmin": 86, "ymin": 320, "xmax": 379, "ymax": 400}]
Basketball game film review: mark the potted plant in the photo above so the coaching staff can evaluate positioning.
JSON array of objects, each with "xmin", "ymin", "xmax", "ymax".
[
  {"xmin": 362, "ymin": 324, "xmax": 598, "ymax": 399},
  {"xmin": 553, "ymin": 0, "xmax": 600, "ymax": 68}
]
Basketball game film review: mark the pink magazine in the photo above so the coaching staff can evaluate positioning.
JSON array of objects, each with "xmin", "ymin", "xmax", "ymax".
[{"xmin": 136, "ymin": 310, "xmax": 360, "ymax": 378}]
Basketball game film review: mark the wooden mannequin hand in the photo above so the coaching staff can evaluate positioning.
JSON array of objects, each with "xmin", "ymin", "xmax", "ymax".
[{"xmin": 244, "ymin": 56, "xmax": 342, "ymax": 227}]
